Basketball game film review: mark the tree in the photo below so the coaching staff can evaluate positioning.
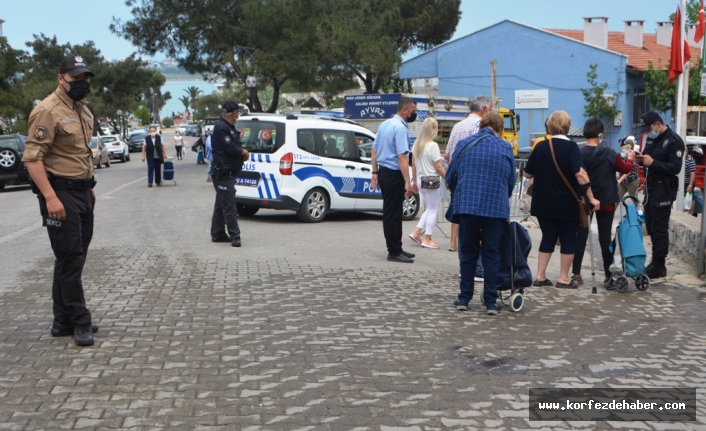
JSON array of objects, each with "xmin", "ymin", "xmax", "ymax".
[
  {"xmin": 0, "ymin": 37, "xmax": 27, "ymax": 133},
  {"xmin": 178, "ymin": 95, "xmax": 191, "ymax": 111},
  {"xmin": 581, "ymin": 64, "xmax": 620, "ymax": 124},
  {"xmin": 643, "ymin": 60, "xmax": 676, "ymax": 114},
  {"xmin": 320, "ymin": 0, "xmax": 461, "ymax": 93},
  {"xmin": 192, "ymin": 94, "xmax": 222, "ymax": 121},
  {"xmin": 134, "ymin": 106, "xmax": 150, "ymax": 126},
  {"xmin": 671, "ymin": 0, "xmax": 701, "ymax": 24},
  {"xmin": 184, "ymin": 86, "xmax": 202, "ymax": 110}
]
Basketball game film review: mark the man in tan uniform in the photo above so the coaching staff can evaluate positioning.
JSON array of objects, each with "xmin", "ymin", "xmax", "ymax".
[{"xmin": 23, "ymin": 55, "xmax": 99, "ymax": 346}]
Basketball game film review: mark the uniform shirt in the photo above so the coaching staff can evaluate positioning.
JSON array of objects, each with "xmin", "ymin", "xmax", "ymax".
[
  {"xmin": 211, "ymin": 117, "xmax": 244, "ymax": 172},
  {"xmin": 22, "ymin": 86, "xmax": 94, "ymax": 180},
  {"xmin": 372, "ymin": 115, "xmax": 410, "ymax": 170},
  {"xmin": 642, "ymin": 126, "xmax": 685, "ymax": 204},
  {"xmin": 446, "ymin": 113, "xmax": 481, "ymax": 162},
  {"xmin": 446, "ymin": 128, "xmax": 516, "ymax": 219}
]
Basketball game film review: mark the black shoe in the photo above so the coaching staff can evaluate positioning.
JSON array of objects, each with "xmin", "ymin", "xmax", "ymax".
[
  {"xmin": 644, "ymin": 262, "xmax": 667, "ymax": 279},
  {"xmin": 454, "ymin": 300, "xmax": 469, "ymax": 311},
  {"xmin": 74, "ymin": 324, "xmax": 95, "ymax": 346},
  {"xmin": 231, "ymin": 238, "xmax": 242, "ymax": 247},
  {"xmin": 51, "ymin": 321, "xmax": 98, "ymax": 337},
  {"xmin": 486, "ymin": 304, "xmax": 502, "ymax": 315},
  {"xmin": 148, "ymin": 184, "xmax": 153, "ymax": 187},
  {"xmin": 400, "ymin": 249, "xmax": 416, "ymax": 259},
  {"xmin": 387, "ymin": 253, "xmax": 413, "ymax": 263},
  {"xmin": 212, "ymin": 235, "xmax": 231, "ymax": 243}
]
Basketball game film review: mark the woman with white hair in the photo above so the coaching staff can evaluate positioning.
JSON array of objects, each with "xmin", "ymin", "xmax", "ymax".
[
  {"xmin": 408, "ymin": 117, "xmax": 446, "ymax": 249},
  {"xmin": 617, "ymin": 136, "xmax": 640, "ymax": 199}
]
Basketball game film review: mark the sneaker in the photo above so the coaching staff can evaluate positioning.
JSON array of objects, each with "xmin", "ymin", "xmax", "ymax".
[
  {"xmin": 74, "ymin": 324, "xmax": 94, "ymax": 346},
  {"xmin": 51, "ymin": 321, "xmax": 98, "ymax": 337},
  {"xmin": 604, "ymin": 278, "xmax": 617, "ymax": 290},
  {"xmin": 486, "ymin": 304, "xmax": 502, "ymax": 315},
  {"xmin": 454, "ymin": 300, "xmax": 469, "ymax": 311},
  {"xmin": 644, "ymin": 262, "xmax": 667, "ymax": 279},
  {"xmin": 474, "ymin": 275, "xmax": 484, "ymax": 282}
]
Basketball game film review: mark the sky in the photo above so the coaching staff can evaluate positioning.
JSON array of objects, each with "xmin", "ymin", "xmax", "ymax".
[{"xmin": 0, "ymin": 0, "xmax": 689, "ymax": 63}]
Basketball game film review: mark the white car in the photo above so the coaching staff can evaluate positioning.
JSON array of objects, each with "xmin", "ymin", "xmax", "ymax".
[
  {"xmin": 233, "ymin": 113, "xmax": 419, "ymax": 222},
  {"xmin": 100, "ymin": 135, "xmax": 130, "ymax": 163},
  {"xmin": 176, "ymin": 124, "xmax": 188, "ymax": 134}
]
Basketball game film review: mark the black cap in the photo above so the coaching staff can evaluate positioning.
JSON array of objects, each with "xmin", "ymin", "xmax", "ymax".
[
  {"xmin": 59, "ymin": 55, "xmax": 94, "ymax": 77},
  {"xmin": 640, "ymin": 111, "xmax": 663, "ymax": 127},
  {"xmin": 222, "ymin": 101, "xmax": 240, "ymax": 114}
]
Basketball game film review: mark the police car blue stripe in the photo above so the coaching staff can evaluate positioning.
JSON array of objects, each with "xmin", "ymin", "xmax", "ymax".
[
  {"xmin": 269, "ymin": 174, "xmax": 280, "ymax": 197},
  {"xmin": 266, "ymin": 155, "xmax": 271, "ymax": 163},
  {"xmin": 250, "ymin": 154, "xmax": 255, "ymax": 162},
  {"xmin": 260, "ymin": 173, "xmax": 272, "ymax": 199},
  {"xmin": 258, "ymin": 154, "xmax": 263, "ymax": 163},
  {"xmin": 257, "ymin": 185, "xmax": 264, "ymax": 199}
]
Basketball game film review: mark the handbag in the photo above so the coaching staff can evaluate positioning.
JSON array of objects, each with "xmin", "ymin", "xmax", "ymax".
[
  {"xmin": 444, "ymin": 134, "xmax": 485, "ymax": 223},
  {"xmin": 420, "ymin": 175, "xmax": 441, "ymax": 189},
  {"xmin": 548, "ymin": 138, "xmax": 589, "ymax": 229}
]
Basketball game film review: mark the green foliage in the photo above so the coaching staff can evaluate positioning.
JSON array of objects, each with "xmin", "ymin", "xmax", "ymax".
[
  {"xmin": 643, "ymin": 60, "xmax": 676, "ymax": 114},
  {"xmin": 688, "ymin": 60, "xmax": 706, "ymax": 106},
  {"xmin": 670, "ymin": 0, "xmax": 701, "ymax": 23},
  {"xmin": 178, "ymin": 95, "xmax": 191, "ymax": 111},
  {"xmin": 380, "ymin": 77, "xmax": 413, "ymax": 94},
  {"xmin": 0, "ymin": 37, "xmax": 27, "ymax": 128},
  {"xmin": 192, "ymin": 94, "xmax": 223, "ymax": 121},
  {"xmin": 134, "ymin": 106, "xmax": 150, "ymax": 126},
  {"xmin": 162, "ymin": 117, "xmax": 174, "ymax": 128},
  {"xmin": 581, "ymin": 64, "xmax": 620, "ymax": 122}
]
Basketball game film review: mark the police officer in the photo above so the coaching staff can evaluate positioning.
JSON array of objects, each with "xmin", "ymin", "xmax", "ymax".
[
  {"xmin": 636, "ymin": 111, "xmax": 685, "ymax": 279},
  {"xmin": 210, "ymin": 101, "xmax": 249, "ymax": 247},
  {"xmin": 22, "ymin": 55, "xmax": 99, "ymax": 346}
]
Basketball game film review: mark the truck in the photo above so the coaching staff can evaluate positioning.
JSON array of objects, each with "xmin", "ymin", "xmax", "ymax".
[{"xmin": 343, "ymin": 93, "xmax": 520, "ymax": 156}]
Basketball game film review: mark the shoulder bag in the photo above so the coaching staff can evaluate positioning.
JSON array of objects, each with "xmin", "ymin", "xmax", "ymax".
[
  {"xmin": 420, "ymin": 175, "xmax": 441, "ymax": 189},
  {"xmin": 548, "ymin": 138, "xmax": 589, "ymax": 229},
  {"xmin": 444, "ymin": 134, "xmax": 485, "ymax": 223}
]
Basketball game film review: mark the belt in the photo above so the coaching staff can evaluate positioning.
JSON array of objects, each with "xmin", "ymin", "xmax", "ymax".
[{"xmin": 49, "ymin": 176, "xmax": 95, "ymax": 191}]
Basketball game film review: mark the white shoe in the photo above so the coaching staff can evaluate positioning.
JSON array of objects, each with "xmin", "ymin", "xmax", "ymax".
[{"xmin": 474, "ymin": 276, "xmax": 484, "ymax": 282}]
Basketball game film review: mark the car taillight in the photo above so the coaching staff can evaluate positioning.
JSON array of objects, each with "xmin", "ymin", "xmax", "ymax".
[
  {"xmin": 112, "ymin": 142, "xmax": 120, "ymax": 146},
  {"xmin": 280, "ymin": 152, "xmax": 293, "ymax": 175}
]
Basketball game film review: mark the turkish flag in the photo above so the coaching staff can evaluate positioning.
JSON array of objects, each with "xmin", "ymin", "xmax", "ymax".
[
  {"xmin": 669, "ymin": 3, "xmax": 692, "ymax": 84},
  {"xmin": 259, "ymin": 129, "xmax": 272, "ymax": 140},
  {"xmin": 696, "ymin": 0, "xmax": 705, "ymax": 43}
]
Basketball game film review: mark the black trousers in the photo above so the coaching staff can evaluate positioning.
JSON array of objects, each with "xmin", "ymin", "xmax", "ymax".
[
  {"xmin": 572, "ymin": 211, "xmax": 615, "ymax": 278},
  {"xmin": 378, "ymin": 166, "xmax": 405, "ymax": 255},
  {"xmin": 38, "ymin": 189, "xmax": 93, "ymax": 326},
  {"xmin": 211, "ymin": 172, "xmax": 241, "ymax": 239},
  {"xmin": 644, "ymin": 203, "xmax": 671, "ymax": 261},
  {"xmin": 175, "ymin": 145, "xmax": 183, "ymax": 158}
]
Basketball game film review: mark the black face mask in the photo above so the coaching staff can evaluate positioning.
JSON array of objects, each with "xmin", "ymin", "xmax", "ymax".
[
  {"xmin": 63, "ymin": 79, "xmax": 91, "ymax": 101},
  {"xmin": 406, "ymin": 112, "xmax": 417, "ymax": 123}
]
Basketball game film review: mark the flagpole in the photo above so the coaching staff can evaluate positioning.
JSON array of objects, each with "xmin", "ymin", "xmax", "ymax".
[{"xmin": 676, "ymin": 0, "xmax": 688, "ymax": 212}]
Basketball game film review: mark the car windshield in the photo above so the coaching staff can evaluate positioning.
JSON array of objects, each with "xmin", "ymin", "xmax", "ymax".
[
  {"xmin": 235, "ymin": 120, "xmax": 285, "ymax": 154},
  {"xmin": 88, "ymin": 138, "xmax": 99, "ymax": 149},
  {"xmin": 101, "ymin": 136, "xmax": 119, "ymax": 143},
  {"xmin": 131, "ymin": 133, "xmax": 148, "ymax": 141}
]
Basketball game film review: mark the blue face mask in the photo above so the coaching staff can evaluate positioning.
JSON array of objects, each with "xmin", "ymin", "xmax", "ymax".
[{"xmin": 647, "ymin": 130, "xmax": 659, "ymax": 139}]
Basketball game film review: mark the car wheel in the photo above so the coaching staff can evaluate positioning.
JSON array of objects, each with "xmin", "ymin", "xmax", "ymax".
[
  {"xmin": 236, "ymin": 203, "xmax": 260, "ymax": 217},
  {"xmin": 119, "ymin": 153, "xmax": 126, "ymax": 163},
  {"xmin": 126, "ymin": 151, "xmax": 130, "ymax": 162},
  {"xmin": 95, "ymin": 156, "xmax": 102, "ymax": 169},
  {"xmin": 297, "ymin": 188, "xmax": 328, "ymax": 222},
  {"xmin": 105, "ymin": 157, "xmax": 111, "ymax": 168},
  {"xmin": 0, "ymin": 148, "xmax": 20, "ymax": 172},
  {"xmin": 402, "ymin": 193, "xmax": 420, "ymax": 221}
]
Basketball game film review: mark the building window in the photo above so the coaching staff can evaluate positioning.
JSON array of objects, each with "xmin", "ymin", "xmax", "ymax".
[{"xmin": 633, "ymin": 86, "xmax": 648, "ymax": 126}]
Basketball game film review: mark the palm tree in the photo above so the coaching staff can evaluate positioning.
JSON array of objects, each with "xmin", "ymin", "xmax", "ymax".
[
  {"xmin": 184, "ymin": 86, "xmax": 202, "ymax": 111},
  {"xmin": 179, "ymin": 95, "xmax": 191, "ymax": 111}
]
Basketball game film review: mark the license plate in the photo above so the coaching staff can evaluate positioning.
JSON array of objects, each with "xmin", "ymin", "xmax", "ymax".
[{"xmin": 236, "ymin": 177, "xmax": 259, "ymax": 187}]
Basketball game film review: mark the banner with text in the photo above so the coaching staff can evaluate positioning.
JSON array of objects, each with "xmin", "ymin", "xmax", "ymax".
[{"xmin": 515, "ymin": 90, "xmax": 549, "ymax": 110}]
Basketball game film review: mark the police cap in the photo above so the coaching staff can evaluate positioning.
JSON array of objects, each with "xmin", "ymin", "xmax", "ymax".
[
  {"xmin": 640, "ymin": 111, "xmax": 663, "ymax": 127},
  {"xmin": 222, "ymin": 101, "xmax": 240, "ymax": 114},
  {"xmin": 59, "ymin": 55, "xmax": 94, "ymax": 77}
]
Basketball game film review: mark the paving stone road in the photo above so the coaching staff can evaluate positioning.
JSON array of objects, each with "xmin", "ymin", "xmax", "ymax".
[{"xmin": 0, "ymin": 131, "xmax": 704, "ymax": 430}]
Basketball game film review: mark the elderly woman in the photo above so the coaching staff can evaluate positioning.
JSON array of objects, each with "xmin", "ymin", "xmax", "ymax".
[
  {"xmin": 523, "ymin": 111, "xmax": 599, "ymax": 289},
  {"xmin": 446, "ymin": 112, "xmax": 516, "ymax": 315}
]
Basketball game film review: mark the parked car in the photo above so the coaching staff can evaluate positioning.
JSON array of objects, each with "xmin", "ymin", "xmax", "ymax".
[
  {"xmin": 129, "ymin": 127, "xmax": 147, "ymax": 136},
  {"xmin": 100, "ymin": 135, "xmax": 130, "ymax": 163},
  {"xmin": 127, "ymin": 133, "xmax": 149, "ymax": 152},
  {"xmin": 232, "ymin": 113, "xmax": 419, "ymax": 222},
  {"xmin": 0, "ymin": 133, "xmax": 30, "ymax": 190},
  {"xmin": 176, "ymin": 124, "xmax": 188, "ymax": 134},
  {"xmin": 100, "ymin": 127, "xmax": 111, "ymax": 135},
  {"xmin": 185, "ymin": 125, "xmax": 198, "ymax": 136},
  {"xmin": 88, "ymin": 137, "xmax": 110, "ymax": 169}
]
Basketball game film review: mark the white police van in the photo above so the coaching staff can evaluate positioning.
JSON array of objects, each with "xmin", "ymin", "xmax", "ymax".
[{"xmin": 233, "ymin": 113, "xmax": 419, "ymax": 222}]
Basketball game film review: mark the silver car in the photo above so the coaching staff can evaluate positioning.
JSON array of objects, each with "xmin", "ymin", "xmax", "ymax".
[{"xmin": 88, "ymin": 137, "xmax": 110, "ymax": 169}]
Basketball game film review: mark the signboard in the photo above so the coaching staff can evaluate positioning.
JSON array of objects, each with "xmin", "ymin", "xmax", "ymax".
[
  {"xmin": 514, "ymin": 89, "xmax": 549, "ymax": 109},
  {"xmin": 344, "ymin": 94, "xmax": 401, "ymax": 120}
]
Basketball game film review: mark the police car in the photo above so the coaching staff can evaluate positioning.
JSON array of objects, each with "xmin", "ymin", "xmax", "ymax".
[{"xmin": 233, "ymin": 113, "xmax": 419, "ymax": 222}]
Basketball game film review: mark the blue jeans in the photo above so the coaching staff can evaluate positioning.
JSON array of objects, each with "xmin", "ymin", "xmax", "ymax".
[
  {"xmin": 457, "ymin": 215, "xmax": 505, "ymax": 307},
  {"xmin": 147, "ymin": 159, "xmax": 162, "ymax": 185}
]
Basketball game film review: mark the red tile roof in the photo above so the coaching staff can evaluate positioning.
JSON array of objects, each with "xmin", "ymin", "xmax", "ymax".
[{"xmin": 546, "ymin": 29, "xmax": 701, "ymax": 72}]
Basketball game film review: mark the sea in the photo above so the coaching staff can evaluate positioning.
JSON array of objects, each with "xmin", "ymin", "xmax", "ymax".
[{"xmin": 160, "ymin": 79, "xmax": 218, "ymax": 122}]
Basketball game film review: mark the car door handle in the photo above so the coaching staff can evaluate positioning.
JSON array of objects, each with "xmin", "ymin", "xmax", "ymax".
[
  {"xmin": 346, "ymin": 165, "xmax": 355, "ymax": 170},
  {"xmin": 361, "ymin": 167, "xmax": 371, "ymax": 172}
]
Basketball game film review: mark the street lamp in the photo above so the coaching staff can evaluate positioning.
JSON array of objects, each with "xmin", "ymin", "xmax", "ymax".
[
  {"xmin": 116, "ymin": 110, "xmax": 125, "ymax": 140},
  {"xmin": 246, "ymin": 76, "xmax": 257, "ymax": 111},
  {"xmin": 205, "ymin": 106, "xmax": 209, "ymax": 119}
]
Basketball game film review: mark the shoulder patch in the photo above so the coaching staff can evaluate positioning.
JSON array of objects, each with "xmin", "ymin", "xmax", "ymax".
[
  {"xmin": 677, "ymin": 151, "xmax": 683, "ymax": 157},
  {"xmin": 34, "ymin": 126, "xmax": 48, "ymax": 140},
  {"xmin": 224, "ymin": 136, "xmax": 232, "ymax": 143}
]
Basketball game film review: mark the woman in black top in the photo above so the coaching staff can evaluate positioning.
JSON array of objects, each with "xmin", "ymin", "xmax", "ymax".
[{"xmin": 524, "ymin": 111, "xmax": 599, "ymax": 289}]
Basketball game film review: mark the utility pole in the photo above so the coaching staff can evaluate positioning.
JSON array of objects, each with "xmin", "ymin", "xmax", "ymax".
[{"xmin": 490, "ymin": 59, "xmax": 498, "ymax": 111}]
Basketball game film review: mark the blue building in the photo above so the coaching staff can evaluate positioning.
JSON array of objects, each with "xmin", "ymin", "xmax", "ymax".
[{"xmin": 400, "ymin": 18, "xmax": 701, "ymax": 150}]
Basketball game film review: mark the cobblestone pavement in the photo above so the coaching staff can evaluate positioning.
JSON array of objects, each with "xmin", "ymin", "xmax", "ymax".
[{"xmin": 1, "ymin": 132, "xmax": 705, "ymax": 430}]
